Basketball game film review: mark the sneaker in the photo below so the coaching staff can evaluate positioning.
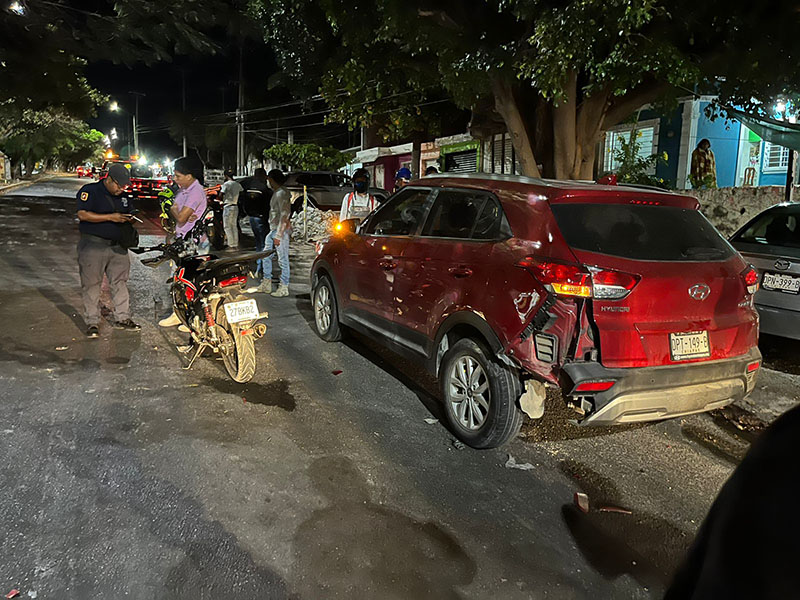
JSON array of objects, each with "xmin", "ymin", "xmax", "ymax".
[
  {"xmin": 178, "ymin": 324, "xmax": 190, "ymax": 333},
  {"xmin": 86, "ymin": 325, "xmax": 99, "ymax": 339},
  {"xmin": 271, "ymin": 284, "xmax": 289, "ymax": 298},
  {"xmin": 258, "ymin": 281, "xmax": 273, "ymax": 294},
  {"xmin": 113, "ymin": 319, "xmax": 141, "ymax": 331},
  {"xmin": 158, "ymin": 312, "xmax": 181, "ymax": 327}
]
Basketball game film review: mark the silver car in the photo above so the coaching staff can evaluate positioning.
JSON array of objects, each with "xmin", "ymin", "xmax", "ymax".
[
  {"xmin": 731, "ymin": 203, "xmax": 800, "ymax": 340},
  {"xmin": 284, "ymin": 171, "xmax": 387, "ymax": 212}
]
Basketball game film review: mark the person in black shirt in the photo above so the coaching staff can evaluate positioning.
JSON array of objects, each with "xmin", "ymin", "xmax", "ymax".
[
  {"xmin": 238, "ymin": 167, "xmax": 272, "ymax": 279},
  {"xmin": 76, "ymin": 163, "xmax": 140, "ymax": 338}
]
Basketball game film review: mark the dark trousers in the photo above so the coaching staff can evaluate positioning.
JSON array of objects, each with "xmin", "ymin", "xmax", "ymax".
[
  {"xmin": 77, "ymin": 236, "xmax": 131, "ymax": 326},
  {"xmin": 249, "ymin": 216, "xmax": 268, "ymax": 276}
]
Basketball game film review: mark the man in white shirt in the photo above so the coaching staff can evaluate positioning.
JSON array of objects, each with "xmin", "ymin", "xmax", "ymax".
[
  {"xmin": 339, "ymin": 168, "xmax": 377, "ymax": 222},
  {"xmin": 220, "ymin": 170, "xmax": 243, "ymax": 248},
  {"xmin": 260, "ymin": 169, "xmax": 292, "ymax": 297}
]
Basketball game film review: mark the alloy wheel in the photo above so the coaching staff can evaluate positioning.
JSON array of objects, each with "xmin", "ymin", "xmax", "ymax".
[{"xmin": 447, "ymin": 355, "xmax": 490, "ymax": 430}]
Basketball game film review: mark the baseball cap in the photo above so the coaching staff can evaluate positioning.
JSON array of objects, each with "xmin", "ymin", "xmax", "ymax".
[{"xmin": 108, "ymin": 163, "xmax": 131, "ymax": 187}]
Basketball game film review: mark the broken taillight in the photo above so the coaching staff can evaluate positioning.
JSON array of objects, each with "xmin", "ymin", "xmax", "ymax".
[
  {"xmin": 516, "ymin": 257, "xmax": 639, "ymax": 300},
  {"xmin": 742, "ymin": 266, "xmax": 759, "ymax": 295}
]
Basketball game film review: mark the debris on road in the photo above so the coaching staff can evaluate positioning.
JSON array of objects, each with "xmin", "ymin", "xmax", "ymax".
[
  {"xmin": 598, "ymin": 505, "xmax": 633, "ymax": 515},
  {"xmin": 332, "ymin": 370, "xmax": 343, "ymax": 376},
  {"xmin": 574, "ymin": 492, "xmax": 590, "ymax": 513},
  {"xmin": 424, "ymin": 418, "xmax": 438, "ymax": 425},
  {"xmin": 6, "ymin": 590, "xmax": 20, "ymax": 599},
  {"xmin": 505, "ymin": 454, "xmax": 536, "ymax": 471},
  {"xmin": 452, "ymin": 439, "xmax": 466, "ymax": 450},
  {"xmin": 55, "ymin": 346, "xmax": 68, "ymax": 351}
]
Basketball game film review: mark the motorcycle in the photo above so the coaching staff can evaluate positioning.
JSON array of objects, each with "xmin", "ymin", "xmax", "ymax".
[{"xmin": 131, "ymin": 211, "xmax": 272, "ymax": 383}]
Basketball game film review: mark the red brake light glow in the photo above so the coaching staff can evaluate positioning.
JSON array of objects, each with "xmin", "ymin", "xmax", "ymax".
[
  {"xmin": 629, "ymin": 199, "xmax": 662, "ymax": 206},
  {"xmin": 743, "ymin": 266, "xmax": 759, "ymax": 294},
  {"xmin": 184, "ymin": 287, "xmax": 195, "ymax": 302},
  {"xmin": 220, "ymin": 275, "xmax": 248, "ymax": 287},
  {"xmin": 574, "ymin": 381, "xmax": 616, "ymax": 393}
]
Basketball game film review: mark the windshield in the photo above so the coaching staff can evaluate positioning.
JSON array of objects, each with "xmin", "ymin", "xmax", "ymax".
[{"xmin": 551, "ymin": 203, "xmax": 735, "ymax": 261}]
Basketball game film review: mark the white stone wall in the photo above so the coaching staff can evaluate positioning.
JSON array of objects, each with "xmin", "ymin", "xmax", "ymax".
[{"xmin": 691, "ymin": 186, "xmax": 795, "ymax": 237}]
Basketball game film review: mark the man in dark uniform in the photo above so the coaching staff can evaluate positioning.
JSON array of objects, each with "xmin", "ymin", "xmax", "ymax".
[
  {"xmin": 76, "ymin": 163, "xmax": 141, "ymax": 338},
  {"xmin": 238, "ymin": 167, "xmax": 272, "ymax": 279}
]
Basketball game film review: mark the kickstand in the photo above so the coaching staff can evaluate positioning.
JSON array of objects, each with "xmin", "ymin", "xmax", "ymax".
[{"xmin": 181, "ymin": 343, "xmax": 207, "ymax": 370}]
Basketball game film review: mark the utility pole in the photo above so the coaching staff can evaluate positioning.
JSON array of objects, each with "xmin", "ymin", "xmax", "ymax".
[
  {"xmin": 130, "ymin": 91, "xmax": 145, "ymax": 157},
  {"xmin": 287, "ymin": 130, "xmax": 294, "ymax": 145},
  {"xmin": 236, "ymin": 44, "xmax": 245, "ymax": 176},
  {"xmin": 181, "ymin": 71, "xmax": 187, "ymax": 157}
]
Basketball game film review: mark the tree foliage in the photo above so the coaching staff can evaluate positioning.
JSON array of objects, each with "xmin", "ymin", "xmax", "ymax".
[
  {"xmin": 263, "ymin": 143, "xmax": 353, "ymax": 171},
  {"xmin": 612, "ymin": 129, "xmax": 669, "ymax": 189},
  {"xmin": 0, "ymin": 109, "xmax": 107, "ymax": 176},
  {"xmin": 251, "ymin": 0, "xmax": 800, "ymax": 179}
]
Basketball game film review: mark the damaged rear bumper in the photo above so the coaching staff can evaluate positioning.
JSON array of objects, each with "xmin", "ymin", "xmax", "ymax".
[{"xmin": 561, "ymin": 348, "xmax": 762, "ymax": 425}]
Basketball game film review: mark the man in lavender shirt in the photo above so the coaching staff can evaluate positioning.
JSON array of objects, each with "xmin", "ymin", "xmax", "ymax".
[{"xmin": 159, "ymin": 156, "xmax": 207, "ymax": 329}]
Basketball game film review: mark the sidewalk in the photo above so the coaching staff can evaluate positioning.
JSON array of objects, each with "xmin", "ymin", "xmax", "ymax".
[{"xmin": 0, "ymin": 172, "xmax": 70, "ymax": 195}]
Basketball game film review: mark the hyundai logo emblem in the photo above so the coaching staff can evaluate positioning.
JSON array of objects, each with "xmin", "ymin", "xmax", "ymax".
[
  {"xmin": 688, "ymin": 284, "xmax": 711, "ymax": 301},
  {"xmin": 775, "ymin": 259, "xmax": 791, "ymax": 271}
]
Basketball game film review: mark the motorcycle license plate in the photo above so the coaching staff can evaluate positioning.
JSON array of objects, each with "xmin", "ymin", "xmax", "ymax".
[
  {"xmin": 224, "ymin": 299, "xmax": 259, "ymax": 324},
  {"xmin": 670, "ymin": 331, "xmax": 710, "ymax": 361}
]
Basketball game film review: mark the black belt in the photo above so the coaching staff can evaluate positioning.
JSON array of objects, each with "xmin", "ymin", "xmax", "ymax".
[{"xmin": 80, "ymin": 233, "xmax": 119, "ymax": 246}]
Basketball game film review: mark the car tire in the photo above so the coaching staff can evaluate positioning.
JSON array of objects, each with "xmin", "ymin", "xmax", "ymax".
[
  {"xmin": 440, "ymin": 337, "xmax": 523, "ymax": 449},
  {"xmin": 313, "ymin": 275, "xmax": 342, "ymax": 342}
]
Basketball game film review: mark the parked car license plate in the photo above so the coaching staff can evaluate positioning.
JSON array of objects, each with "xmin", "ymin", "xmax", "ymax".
[
  {"xmin": 670, "ymin": 331, "xmax": 710, "ymax": 361},
  {"xmin": 762, "ymin": 272, "xmax": 800, "ymax": 294},
  {"xmin": 224, "ymin": 299, "xmax": 259, "ymax": 324}
]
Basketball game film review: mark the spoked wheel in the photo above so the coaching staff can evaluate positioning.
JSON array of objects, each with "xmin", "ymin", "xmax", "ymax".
[
  {"xmin": 215, "ymin": 302, "xmax": 256, "ymax": 383},
  {"xmin": 440, "ymin": 338, "xmax": 523, "ymax": 449},
  {"xmin": 313, "ymin": 275, "xmax": 341, "ymax": 342}
]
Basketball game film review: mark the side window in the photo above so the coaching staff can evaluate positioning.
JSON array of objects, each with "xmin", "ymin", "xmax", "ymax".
[
  {"xmin": 420, "ymin": 190, "xmax": 510, "ymax": 240},
  {"xmin": 363, "ymin": 188, "xmax": 433, "ymax": 236},
  {"xmin": 297, "ymin": 173, "xmax": 331, "ymax": 187},
  {"xmin": 333, "ymin": 174, "xmax": 350, "ymax": 187},
  {"xmin": 734, "ymin": 209, "xmax": 800, "ymax": 248}
]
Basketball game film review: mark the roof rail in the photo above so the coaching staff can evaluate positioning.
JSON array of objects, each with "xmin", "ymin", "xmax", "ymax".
[{"xmin": 424, "ymin": 172, "xmax": 551, "ymax": 186}]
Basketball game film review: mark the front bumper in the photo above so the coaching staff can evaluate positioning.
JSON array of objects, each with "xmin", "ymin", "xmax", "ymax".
[{"xmin": 561, "ymin": 348, "xmax": 762, "ymax": 426}]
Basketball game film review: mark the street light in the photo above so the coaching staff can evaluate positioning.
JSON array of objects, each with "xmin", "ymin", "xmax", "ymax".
[
  {"xmin": 8, "ymin": 2, "xmax": 25, "ymax": 16},
  {"xmin": 108, "ymin": 100, "xmax": 138, "ymax": 157}
]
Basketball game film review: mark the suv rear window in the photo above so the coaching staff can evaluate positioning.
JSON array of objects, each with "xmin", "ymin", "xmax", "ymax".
[{"xmin": 551, "ymin": 203, "xmax": 734, "ymax": 261}]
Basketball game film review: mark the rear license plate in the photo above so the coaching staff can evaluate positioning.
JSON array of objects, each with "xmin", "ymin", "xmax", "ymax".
[
  {"xmin": 762, "ymin": 272, "xmax": 800, "ymax": 294},
  {"xmin": 670, "ymin": 331, "xmax": 710, "ymax": 361},
  {"xmin": 224, "ymin": 299, "xmax": 259, "ymax": 324}
]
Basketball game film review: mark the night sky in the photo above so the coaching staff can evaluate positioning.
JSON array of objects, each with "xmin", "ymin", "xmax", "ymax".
[{"xmin": 85, "ymin": 35, "xmax": 353, "ymax": 164}]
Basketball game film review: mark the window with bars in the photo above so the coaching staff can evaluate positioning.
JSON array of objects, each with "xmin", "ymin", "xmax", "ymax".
[
  {"xmin": 763, "ymin": 142, "xmax": 790, "ymax": 172},
  {"xmin": 602, "ymin": 125, "xmax": 656, "ymax": 173}
]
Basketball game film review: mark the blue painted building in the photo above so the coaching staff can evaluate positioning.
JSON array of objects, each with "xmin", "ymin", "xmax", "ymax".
[{"xmin": 600, "ymin": 96, "xmax": 794, "ymax": 190}]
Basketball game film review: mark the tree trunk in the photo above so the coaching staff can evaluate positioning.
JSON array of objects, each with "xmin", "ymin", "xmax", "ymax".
[
  {"xmin": 491, "ymin": 76, "xmax": 540, "ymax": 178},
  {"xmin": 552, "ymin": 71, "xmax": 578, "ymax": 179}
]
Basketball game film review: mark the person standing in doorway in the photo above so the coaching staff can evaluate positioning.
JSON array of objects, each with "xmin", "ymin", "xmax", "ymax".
[
  {"xmin": 690, "ymin": 138, "xmax": 717, "ymax": 189},
  {"xmin": 76, "ymin": 163, "xmax": 140, "ymax": 338},
  {"xmin": 339, "ymin": 168, "xmax": 378, "ymax": 222},
  {"xmin": 260, "ymin": 169, "xmax": 291, "ymax": 297},
  {"xmin": 239, "ymin": 168, "xmax": 271, "ymax": 279},
  {"xmin": 220, "ymin": 169, "xmax": 243, "ymax": 248}
]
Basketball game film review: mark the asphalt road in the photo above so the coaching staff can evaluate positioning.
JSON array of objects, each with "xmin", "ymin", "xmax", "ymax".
[{"xmin": 0, "ymin": 177, "xmax": 797, "ymax": 599}]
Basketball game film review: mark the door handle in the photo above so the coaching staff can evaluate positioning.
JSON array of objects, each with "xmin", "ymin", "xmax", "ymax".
[
  {"xmin": 449, "ymin": 266, "xmax": 473, "ymax": 278},
  {"xmin": 379, "ymin": 259, "xmax": 397, "ymax": 270}
]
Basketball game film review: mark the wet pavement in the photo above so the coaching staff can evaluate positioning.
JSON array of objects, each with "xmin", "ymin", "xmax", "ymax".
[{"xmin": 0, "ymin": 177, "xmax": 798, "ymax": 599}]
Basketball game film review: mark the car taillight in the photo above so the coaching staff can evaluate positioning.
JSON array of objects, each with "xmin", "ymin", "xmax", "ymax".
[
  {"xmin": 516, "ymin": 258, "xmax": 638, "ymax": 300},
  {"xmin": 574, "ymin": 381, "xmax": 616, "ymax": 393},
  {"xmin": 591, "ymin": 269, "xmax": 640, "ymax": 300},
  {"xmin": 743, "ymin": 266, "xmax": 759, "ymax": 295},
  {"xmin": 219, "ymin": 275, "xmax": 247, "ymax": 287},
  {"xmin": 747, "ymin": 360, "xmax": 760, "ymax": 373}
]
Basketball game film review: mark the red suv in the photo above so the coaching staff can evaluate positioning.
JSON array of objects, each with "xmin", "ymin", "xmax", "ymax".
[{"xmin": 310, "ymin": 174, "xmax": 761, "ymax": 448}]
